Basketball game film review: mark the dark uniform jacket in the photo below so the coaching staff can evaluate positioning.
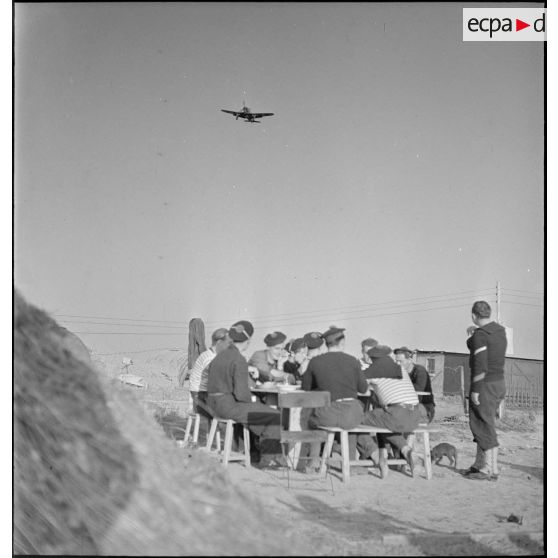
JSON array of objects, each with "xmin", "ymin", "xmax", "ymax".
[
  {"xmin": 364, "ymin": 356, "xmax": 402, "ymax": 380},
  {"xmin": 302, "ymin": 352, "xmax": 368, "ymax": 401},
  {"xmin": 466, "ymin": 321, "xmax": 507, "ymax": 391},
  {"xmin": 409, "ymin": 364, "xmax": 435, "ymax": 408},
  {"xmin": 206, "ymin": 345, "xmax": 252, "ymax": 402}
]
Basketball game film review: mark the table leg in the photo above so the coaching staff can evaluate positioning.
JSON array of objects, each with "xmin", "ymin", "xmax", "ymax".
[
  {"xmin": 340, "ymin": 430, "xmax": 350, "ymax": 483},
  {"xmin": 288, "ymin": 407, "xmax": 302, "ymax": 469},
  {"xmin": 423, "ymin": 431, "xmax": 432, "ymax": 480}
]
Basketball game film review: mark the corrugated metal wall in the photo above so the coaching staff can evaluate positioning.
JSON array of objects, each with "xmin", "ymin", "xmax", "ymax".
[{"xmin": 416, "ymin": 352, "xmax": 544, "ymax": 408}]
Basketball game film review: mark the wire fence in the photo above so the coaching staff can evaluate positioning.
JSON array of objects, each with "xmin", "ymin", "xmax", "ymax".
[
  {"xmin": 505, "ymin": 374, "xmax": 544, "ymax": 408},
  {"xmin": 443, "ymin": 366, "xmax": 544, "ymax": 410}
]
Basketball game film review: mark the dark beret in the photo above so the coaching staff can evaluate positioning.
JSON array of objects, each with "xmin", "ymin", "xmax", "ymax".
[
  {"xmin": 303, "ymin": 331, "xmax": 324, "ymax": 349},
  {"xmin": 393, "ymin": 346, "xmax": 414, "ymax": 357},
  {"xmin": 322, "ymin": 325, "xmax": 346, "ymax": 343},
  {"xmin": 289, "ymin": 337, "xmax": 306, "ymax": 353},
  {"xmin": 229, "ymin": 320, "xmax": 254, "ymax": 342},
  {"xmin": 211, "ymin": 327, "xmax": 230, "ymax": 344},
  {"xmin": 367, "ymin": 344, "xmax": 392, "ymax": 359},
  {"xmin": 361, "ymin": 337, "xmax": 379, "ymax": 349},
  {"xmin": 264, "ymin": 331, "xmax": 287, "ymax": 347}
]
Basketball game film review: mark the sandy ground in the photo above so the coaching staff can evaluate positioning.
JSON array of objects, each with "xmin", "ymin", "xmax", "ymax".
[
  {"xmin": 222, "ymin": 405, "xmax": 544, "ymax": 556},
  {"xmin": 95, "ymin": 351, "xmax": 545, "ymax": 556}
]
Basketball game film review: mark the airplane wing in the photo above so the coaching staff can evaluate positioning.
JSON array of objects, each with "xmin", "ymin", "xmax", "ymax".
[
  {"xmin": 221, "ymin": 109, "xmax": 241, "ymax": 116},
  {"xmin": 251, "ymin": 112, "xmax": 274, "ymax": 118}
]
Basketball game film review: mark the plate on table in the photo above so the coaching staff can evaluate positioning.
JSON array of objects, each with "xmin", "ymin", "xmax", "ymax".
[
  {"xmin": 278, "ymin": 384, "xmax": 301, "ymax": 392},
  {"xmin": 261, "ymin": 381, "xmax": 276, "ymax": 388}
]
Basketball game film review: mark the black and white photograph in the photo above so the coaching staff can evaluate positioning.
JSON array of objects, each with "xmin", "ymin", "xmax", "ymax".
[{"xmin": 13, "ymin": 2, "xmax": 547, "ymax": 555}]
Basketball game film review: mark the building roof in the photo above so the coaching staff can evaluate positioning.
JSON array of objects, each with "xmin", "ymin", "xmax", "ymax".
[{"xmin": 415, "ymin": 349, "xmax": 543, "ymax": 364}]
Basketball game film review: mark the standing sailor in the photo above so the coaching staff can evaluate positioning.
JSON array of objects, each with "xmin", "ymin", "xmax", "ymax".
[{"xmin": 462, "ymin": 301, "xmax": 507, "ymax": 481}]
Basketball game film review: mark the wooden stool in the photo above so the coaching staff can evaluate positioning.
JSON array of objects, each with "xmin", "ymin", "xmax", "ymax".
[
  {"xmin": 205, "ymin": 417, "xmax": 251, "ymax": 468},
  {"xmin": 184, "ymin": 413, "xmax": 201, "ymax": 444},
  {"xmin": 318, "ymin": 425, "xmax": 439, "ymax": 483}
]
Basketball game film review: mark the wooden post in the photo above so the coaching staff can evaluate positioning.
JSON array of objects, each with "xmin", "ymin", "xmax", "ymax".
[
  {"xmin": 459, "ymin": 366, "xmax": 467, "ymax": 414},
  {"xmin": 496, "ymin": 281, "xmax": 501, "ymax": 323}
]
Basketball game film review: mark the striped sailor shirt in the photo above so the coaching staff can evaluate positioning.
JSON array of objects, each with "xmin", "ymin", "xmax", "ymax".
[
  {"xmin": 466, "ymin": 321, "xmax": 507, "ymax": 389},
  {"xmin": 366, "ymin": 356, "xmax": 419, "ymax": 407},
  {"xmin": 189, "ymin": 347, "xmax": 216, "ymax": 392}
]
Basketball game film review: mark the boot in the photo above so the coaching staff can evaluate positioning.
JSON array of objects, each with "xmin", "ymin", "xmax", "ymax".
[
  {"xmin": 475, "ymin": 445, "xmax": 486, "ymax": 469},
  {"xmin": 462, "ymin": 444, "xmax": 485, "ymax": 476},
  {"xmin": 466, "ymin": 448, "xmax": 496, "ymax": 481},
  {"xmin": 378, "ymin": 448, "xmax": 389, "ymax": 479}
]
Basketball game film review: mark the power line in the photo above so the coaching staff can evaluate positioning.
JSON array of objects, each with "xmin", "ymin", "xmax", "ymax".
[
  {"xmin": 73, "ymin": 301, "xmax": 478, "ymax": 336},
  {"xmin": 503, "ymin": 301, "xmax": 544, "ymax": 308},
  {"xmin": 201, "ymin": 289, "xmax": 495, "ymax": 328},
  {"xmin": 59, "ymin": 292, "xmax": 494, "ymax": 333},
  {"xmin": 503, "ymin": 288, "xmax": 544, "ymax": 296},
  {"xmin": 59, "ymin": 320, "xmax": 187, "ymax": 330},
  {"xmin": 250, "ymin": 300, "xmax": 494, "ymax": 330},
  {"xmin": 54, "ymin": 314, "xmax": 186, "ymax": 324},
  {"xmin": 503, "ymin": 292, "xmax": 544, "ymax": 300},
  {"xmin": 94, "ymin": 347, "xmax": 183, "ymax": 355},
  {"xmin": 74, "ymin": 331, "xmax": 187, "ymax": 335},
  {"xmin": 249, "ymin": 302, "xmax": 476, "ymax": 331},
  {"xmin": 59, "ymin": 293, "xmax": 490, "ymax": 330},
  {"xmin": 54, "ymin": 287, "xmax": 494, "ymax": 328}
]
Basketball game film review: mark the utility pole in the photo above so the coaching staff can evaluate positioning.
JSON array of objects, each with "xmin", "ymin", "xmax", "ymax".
[{"xmin": 496, "ymin": 281, "xmax": 501, "ymax": 323}]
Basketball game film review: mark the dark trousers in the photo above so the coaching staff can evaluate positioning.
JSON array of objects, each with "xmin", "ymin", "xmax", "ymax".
[
  {"xmin": 307, "ymin": 400, "xmax": 376, "ymax": 461},
  {"xmin": 207, "ymin": 394, "xmax": 281, "ymax": 451},
  {"xmin": 361, "ymin": 405, "xmax": 421, "ymax": 451},
  {"xmin": 419, "ymin": 403, "xmax": 435, "ymax": 423},
  {"xmin": 469, "ymin": 380, "xmax": 506, "ymax": 450}
]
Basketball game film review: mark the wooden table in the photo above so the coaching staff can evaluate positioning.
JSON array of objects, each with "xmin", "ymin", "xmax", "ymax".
[{"xmin": 251, "ymin": 385, "xmax": 307, "ymax": 468}]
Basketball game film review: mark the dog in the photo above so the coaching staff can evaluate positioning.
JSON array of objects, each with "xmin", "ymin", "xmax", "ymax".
[{"xmin": 431, "ymin": 442, "xmax": 458, "ymax": 468}]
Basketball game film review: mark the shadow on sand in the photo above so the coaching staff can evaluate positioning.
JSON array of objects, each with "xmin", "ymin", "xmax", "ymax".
[
  {"xmin": 284, "ymin": 495, "xmax": 543, "ymax": 556},
  {"xmin": 499, "ymin": 460, "xmax": 544, "ymax": 482}
]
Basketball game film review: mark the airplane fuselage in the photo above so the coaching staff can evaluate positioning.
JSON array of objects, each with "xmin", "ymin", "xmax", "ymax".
[
  {"xmin": 221, "ymin": 105, "xmax": 272, "ymax": 124},
  {"xmin": 235, "ymin": 111, "xmax": 259, "ymax": 123}
]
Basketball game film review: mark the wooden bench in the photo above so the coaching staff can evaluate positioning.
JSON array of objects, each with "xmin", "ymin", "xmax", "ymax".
[
  {"xmin": 205, "ymin": 417, "xmax": 251, "ymax": 468},
  {"xmin": 317, "ymin": 424, "xmax": 440, "ymax": 483}
]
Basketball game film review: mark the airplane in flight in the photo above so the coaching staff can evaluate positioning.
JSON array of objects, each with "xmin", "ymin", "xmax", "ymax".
[{"xmin": 221, "ymin": 102, "xmax": 274, "ymax": 123}]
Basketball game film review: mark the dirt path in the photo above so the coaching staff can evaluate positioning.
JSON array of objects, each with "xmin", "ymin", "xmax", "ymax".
[
  {"xmin": 96, "ymin": 354, "xmax": 544, "ymax": 555},
  {"xmin": 221, "ymin": 407, "xmax": 544, "ymax": 556}
]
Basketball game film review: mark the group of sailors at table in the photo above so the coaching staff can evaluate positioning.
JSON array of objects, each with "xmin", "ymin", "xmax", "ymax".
[{"xmin": 188, "ymin": 320, "xmax": 434, "ymax": 476}]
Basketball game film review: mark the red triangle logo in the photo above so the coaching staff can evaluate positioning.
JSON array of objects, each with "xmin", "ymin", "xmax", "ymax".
[{"xmin": 516, "ymin": 19, "xmax": 530, "ymax": 31}]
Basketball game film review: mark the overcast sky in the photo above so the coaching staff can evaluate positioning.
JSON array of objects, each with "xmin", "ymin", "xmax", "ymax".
[{"xmin": 14, "ymin": 2, "xmax": 544, "ymax": 359}]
